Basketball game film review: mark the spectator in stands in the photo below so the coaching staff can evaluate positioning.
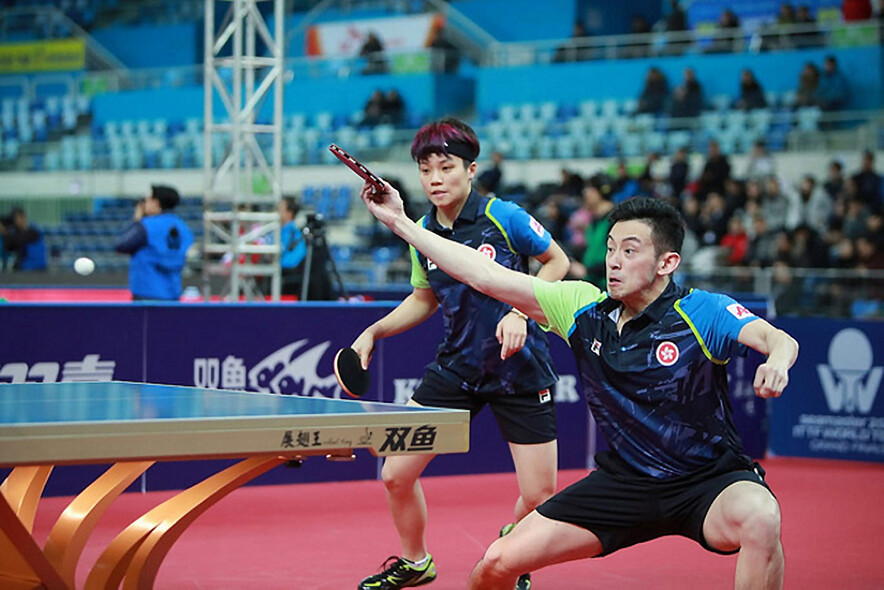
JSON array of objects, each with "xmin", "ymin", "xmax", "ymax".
[
  {"xmin": 660, "ymin": 0, "xmax": 690, "ymax": 55},
  {"xmin": 851, "ymin": 149, "xmax": 883, "ymax": 213},
  {"xmin": 793, "ymin": 174, "xmax": 832, "ymax": 236},
  {"xmin": 360, "ymin": 31, "xmax": 389, "ymax": 75},
  {"xmin": 668, "ymin": 146, "xmax": 690, "ymax": 200},
  {"xmin": 552, "ymin": 22, "xmax": 593, "ymax": 63},
  {"xmin": 793, "ymin": 5, "xmax": 824, "ymax": 48},
  {"xmin": 814, "ymin": 55, "xmax": 850, "ymax": 112},
  {"xmin": 746, "ymin": 213, "xmax": 781, "ymax": 267},
  {"xmin": 115, "ymin": 185, "xmax": 194, "ymax": 301},
  {"xmin": 427, "ymin": 23, "xmax": 461, "ymax": 74},
  {"xmin": 623, "ymin": 14, "xmax": 652, "ymax": 59},
  {"xmin": 381, "ymin": 89, "xmax": 406, "ymax": 126},
  {"xmin": 636, "ymin": 67, "xmax": 670, "ymax": 115},
  {"xmin": 569, "ymin": 174, "xmax": 615, "ymax": 288},
  {"xmin": 697, "ymin": 138, "xmax": 731, "ymax": 201},
  {"xmin": 668, "ymin": 67, "xmax": 703, "ymax": 120},
  {"xmin": 761, "ymin": 175, "xmax": 800, "ymax": 232},
  {"xmin": 855, "ymin": 233, "xmax": 884, "ymax": 269},
  {"xmin": 610, "ymin": 159, "xmax": 640, "ymax": 203},
  {"xmin": 0, "ymin": 207, "xmax": 46, "ymax": 271},
  {"xmin": 733, "ymin": 69, "xmax": 768, "ymax": 111},
  {"xmin": 361, "ymin": 89, "xmax": 385, "ymax": 127},
  {"xmin": 794, "ymin": 62, "xmax": 820, "ymax": 109},
  {"xmin": 788, "ymin": 224, "xmax": 829, "ymax": 268},
  {"xmin": 744, "ymin": 139, "xmax": 776, "ymax": 181},
  {"xmin": 279, "ymin": 196, "xmax": 306, "ymax": 297},
  {"xmin": 720, "ymin": 214, "xmax": 750, "ymax": 265},
  {"xmin": 707, "ymin": 8, "xmax": 742, "ymax": 53},
  {"xmin": 823, "ymin": 159, "xmax": 845, "ymax": 201},
  {"xmin": 722, "ymin": 177, "xmax": 747, "ymax": 216},
  {"xmin": 477, "ymin": 151, "xmax": 505, "ymax": 196}
]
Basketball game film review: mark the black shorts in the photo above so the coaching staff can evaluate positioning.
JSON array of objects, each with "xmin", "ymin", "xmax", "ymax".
[
  {"xmin": 411, "ymin": 369, "xmax": 557, "ymax": 445},
  {"xmin": 536, "ymin": 450, "xmax": 772, "ymax": 556}
]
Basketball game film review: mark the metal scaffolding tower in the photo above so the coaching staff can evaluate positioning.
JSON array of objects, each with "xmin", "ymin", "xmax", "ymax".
[{"xmin": 202, "ymin": 0, "xmax": 284, "ymax": 301}]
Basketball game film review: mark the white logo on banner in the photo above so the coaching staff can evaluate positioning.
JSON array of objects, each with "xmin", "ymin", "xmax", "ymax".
[
  {"xmin": 0, "ymin": 354, "xmax": 116, "ymax": 383},
  {"xmin": 817, "ymin": 328, "xmax": 882, "ymax": 414}
]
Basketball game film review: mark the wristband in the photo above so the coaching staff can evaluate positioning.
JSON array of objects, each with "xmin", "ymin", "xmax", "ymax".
[{"xmin": 508, "ymin": 308, "xmax": 529, "ymax": 321}]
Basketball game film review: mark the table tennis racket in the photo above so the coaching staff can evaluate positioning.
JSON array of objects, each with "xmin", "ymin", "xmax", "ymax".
[
  {"xmin": 328, "ymin": 143, "xmax": 385, "ymax": 195},
  {"xmin": 333, "ymin": 347, "xmax": 370, "ymax": 398}
]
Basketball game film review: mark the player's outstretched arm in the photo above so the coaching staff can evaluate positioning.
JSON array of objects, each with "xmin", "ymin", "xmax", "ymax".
[
  {"xmin": 360, "ymin": 181, "xmax": 546, "ymax": 324},
  {"xmin": 738, "ymin": 318, "xmax": 799, "ymax": 399}
]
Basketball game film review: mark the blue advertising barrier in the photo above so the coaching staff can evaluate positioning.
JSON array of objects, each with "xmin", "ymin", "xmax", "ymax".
[
  {"xmin": 770, "ymin": 318, "xmax": 884, "ymax": 463},
  {"xmin": 0, "ymin": 301, "xmax": 771, "ymax": 494}
]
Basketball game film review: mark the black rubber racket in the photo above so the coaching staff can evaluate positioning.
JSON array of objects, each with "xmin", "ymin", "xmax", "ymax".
[
  {"xmin": 328, "ymin": 143, "xmax": 385, "ymax": 193},
  {"xmin": 333, "ymin": 347, "xmax": 370, "ymax": 398}
]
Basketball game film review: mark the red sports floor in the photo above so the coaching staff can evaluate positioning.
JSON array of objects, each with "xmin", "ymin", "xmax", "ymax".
[{"xmin": 28, "ymin": 457, "xmax": 884, "ymax": 589}]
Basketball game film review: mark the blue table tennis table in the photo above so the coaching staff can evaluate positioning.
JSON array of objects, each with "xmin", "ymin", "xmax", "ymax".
[{"xmin": 0, "ymin": 381, "xmax": 469, "ymax": 589}]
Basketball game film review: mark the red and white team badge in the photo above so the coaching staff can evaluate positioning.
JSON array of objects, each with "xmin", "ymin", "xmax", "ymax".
[
  {"xmin": 656, "ymin": 341, "xmax": 680, "ymax": 366},
  {"xmin": 529, "ymin": 216, "xmax": 545, "ymax": 238},
  {"xmin": 726, "ymin": 303, "xmax": 755, "ymax": 320},
  {"xmin": 477, "ymin": 244, "xmax": 497, "ymax": 260}
]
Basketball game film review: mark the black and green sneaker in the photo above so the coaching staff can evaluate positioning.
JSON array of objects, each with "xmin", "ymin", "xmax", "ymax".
[
  {"xmin": 357, "ymin": 555, "xmax": 437, "ymax": 589},
  {"xmin": 499, "ymin": 523, "xmax": 532, "ymax": 590}
]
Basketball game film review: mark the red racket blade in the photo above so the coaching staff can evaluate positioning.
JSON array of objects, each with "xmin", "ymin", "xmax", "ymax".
[
  {"xmin": 328, "ymin": 143, "xmax": 385, "ymax": 193},
  {"xmin": 334, "ymin": 347, "xmax": 370, "ymax": 398}
]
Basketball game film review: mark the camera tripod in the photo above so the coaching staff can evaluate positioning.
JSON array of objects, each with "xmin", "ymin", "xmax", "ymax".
[{"xmin": 299, "ymin": 217, "xmax": 346, "ymax": 301}]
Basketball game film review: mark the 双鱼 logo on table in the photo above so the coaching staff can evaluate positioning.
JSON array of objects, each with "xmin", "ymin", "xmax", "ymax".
[{"xmin": 817, "ymin": 328, "xmax": 882, "ymax": 414}]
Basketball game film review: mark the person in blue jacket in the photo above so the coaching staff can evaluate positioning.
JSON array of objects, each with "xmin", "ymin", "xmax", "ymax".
[
  {"xmin": 115, "ymin": 185, "xmax": 194, "ymax": 301},
  {"xmin": 0, "ymin": 207, "xmax": 46, "ymax": 271}
]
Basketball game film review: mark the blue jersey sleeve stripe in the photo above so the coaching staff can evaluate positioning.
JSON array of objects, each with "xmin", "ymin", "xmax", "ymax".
[
  {"xmin": 484, "ymin": 198, "xmax": 517, "ymax": 254},
  {"xmin": 674, "ymin": 297, "xmax": 729, "ymax": 365},
  {"xmin": 566, "ymin": 297, "xmax": 605, "ymax": 338}
]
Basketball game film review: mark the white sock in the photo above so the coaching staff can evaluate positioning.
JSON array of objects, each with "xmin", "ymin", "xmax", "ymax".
[{"xmin": 405, "ymin": 555, "xmax": 429, "ymax": 568}]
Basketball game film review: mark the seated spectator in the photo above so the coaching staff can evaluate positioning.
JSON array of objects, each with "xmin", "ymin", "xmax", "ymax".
[
  {"xmin": 789, "ymin": 224, "xmax": 829, "ymax": 268},
  {"xmin": 793, "ymin": 174, "xmax": 833, "ymax": 236},
  {"xmin": 697, "ymin": 138, "xmax": 731, "ymax": 201},
  {"xmin": 553, "ymin": 22, "xmax": 593, "ymax": 63},
  {"xmin": 571, "ymin": 174, "xmax": 615, "ymax": 288},
  {"xmin": 815, "ymin": 55, "xmax": 850, "ymax": 111},
  {"xmin": 746, "ymin": 213, "xmax": 781, "ymax": 267},
  {"xmin": 794, "ymin": 5, "xmax": 824, "ymax": 48},
  {"xmin": 720, "ymin": 215, "xmax": 750, "ymax": 265},
  {"xmin": 361, "ymin": 89, "xmax": 385, "ymax": 127},
  {"xmin": 427, "ymin": 23, "xmax": 460, "ymax": 74},
  {"xmin": 359, "ymin": 31, "xmax": 388, "ymax": 75},
  {"xmin": 733, "ymin": 68, "xmax": 768, "ymax": 111},
  {"xmin": 610, "ymin": 159, "xmax": 640, "ymax": 203},
  {"xmin": 707, "ymin": 8, "xmax": 742, "ymax": 54},
  {"xmin": 794, "ymin": 62, "xmax": 820, "ymax": 108},
  {"xmin": 851, "ymin": 149, "xmax": 883, "ymax": 213},
  {"xmin": 744, "ymin": 139, "xmax": 776, "ymax": 181},
  {"xmin": 380, "ymin": 89, "xmax": 405, "ymax": 126},
  {"xmin": 855, "ymin": 233, "xmax": 884, "ymax": 269},
  {"xmin": 659, "ymin": 0, "xmax": 690, "ymax": 55},
  {"xmin": 669, "ymin": 67, "xmax": 704, "ymax": 120},
  {"xmin": 761, "ymin": 175, "xmax": 801, "ymax": 232},
  {"xmin": 636, "ymin": 67, "xmax": 670, "ymax": 115},
  {"xmin": 823, "ymin": 159, "xmax": 845, "ymax": 201},
  {"xmin": 477, "ymin": 151, "xmax": 504, "ymax": 196},
  {"xmin": 622, "ymin": 14, "xmax": 652, "ymax": 59},
  {"xmin": 0, "ymin": 207, "xmax": 46, "ymax": 271}
]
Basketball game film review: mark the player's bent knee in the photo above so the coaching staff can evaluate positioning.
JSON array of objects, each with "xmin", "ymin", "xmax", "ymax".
[
  {"xmin": 740, "ymin": 499, "xmax": 782, "ymax": 549},
  {"xmin": 521, "ymin": 486, "xmax": 555, "ymax": 512}
]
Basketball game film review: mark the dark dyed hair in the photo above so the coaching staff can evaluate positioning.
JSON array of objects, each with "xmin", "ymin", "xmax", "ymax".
[
  {"xmin": 151, "ymin": 184, "xmax": 180, "ymax": 210},
  {"xmin": 609, "ymin": 196, "xmax": 685, "ymax": 255},
  {"xmin": 410, "ymin": 117, "xmax": 480, "ymax": 164},
  {"xmin": 282, "ymin": 195, "xmax": 299, "ymax": 216}
]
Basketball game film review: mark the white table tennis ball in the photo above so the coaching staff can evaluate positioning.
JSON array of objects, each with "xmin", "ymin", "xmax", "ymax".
[{"xmin": 74, "ymin": 257, "xmax": 95, "ymax": 276}]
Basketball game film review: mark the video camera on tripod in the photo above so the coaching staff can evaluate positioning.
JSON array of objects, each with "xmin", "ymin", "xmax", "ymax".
[{"xmin": 299, "ymin": 210, "xmax": 345, "ymax": 301}]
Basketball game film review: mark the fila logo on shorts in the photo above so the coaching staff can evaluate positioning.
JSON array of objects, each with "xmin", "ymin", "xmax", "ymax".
[
  {"xmin": 591, "ymin": 339, "xmax": 601, "ymax": 356},
  {"xmin": 726, "ymin": 303, "xmax": 755, "ymax": 320},
  {"xmin": 538, "ymin": 388, "xmax": 551, "ymax": 403},
  {"xmin": 656, "ymin": 341, "xmax": 680, "ymax": 366},
  {"xmin": 477, "ymin": 243, "xmax": 496, "ymax": 260},
  {"xmin": 428, "ymin": 259, "xmax": 437, "ymax": 271}
]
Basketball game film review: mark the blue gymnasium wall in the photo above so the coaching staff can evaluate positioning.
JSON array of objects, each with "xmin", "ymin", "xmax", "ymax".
[
  {"xmin": 91, "ymin": 22, "xmax": 200, "ymax": 68},
  {"xmin": 477, "ymin": 46, "xmax": 884, "ymax": 112},
  {"xmin": 90, "ymin": 73, "xmax": 475, "ymax": 125}
]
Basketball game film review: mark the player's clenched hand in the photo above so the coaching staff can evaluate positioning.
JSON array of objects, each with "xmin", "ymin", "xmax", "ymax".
[
  {"xmin": 360, "ymin": 180, "xmax": 403, "ymax": 228},
  {"xmin": 496, "ymin": 312, "xmax": 527, "ymax": 360},
  {"xmin": 753, "ymin": 362, "xmax": 789, "ymax": 398},
  {"xmin": 351, "ymin": 330, "xmax": 376, "ymax": 371}
]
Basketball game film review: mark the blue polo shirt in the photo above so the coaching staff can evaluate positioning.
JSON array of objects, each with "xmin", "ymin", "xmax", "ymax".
[
  {"xmin": 535, "ymin": 278, "xmax": 761, "ymax": 479},
  {"xmin": 410, "ymin": 189, "xmax": 558, "ymax": 396}
]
